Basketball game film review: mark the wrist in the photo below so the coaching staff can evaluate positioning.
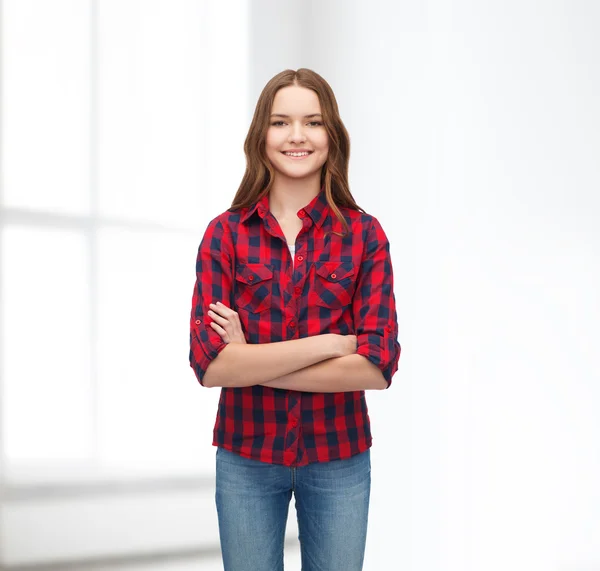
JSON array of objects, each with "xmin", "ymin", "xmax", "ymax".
[{"xmin": 327, "ymin": 334, "xmax": 345, "ymax": 359}]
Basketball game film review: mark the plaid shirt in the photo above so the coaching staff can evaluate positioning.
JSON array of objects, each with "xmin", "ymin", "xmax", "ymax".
[{"xmin": 189, "ymin": 189, "xmax": 400, "ymax": 466}]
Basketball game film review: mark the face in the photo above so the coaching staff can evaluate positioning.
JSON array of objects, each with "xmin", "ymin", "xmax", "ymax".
[{"xmin": 265, "ymin": 85, "xmax": 329, "ymax": 183}]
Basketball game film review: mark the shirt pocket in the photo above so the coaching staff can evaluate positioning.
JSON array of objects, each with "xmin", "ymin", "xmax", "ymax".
[
  {"xmin": 234, "ymin": 263, "xmax": 274, "ymax": 314},
  {"xmin": 310, "ymin": 261, "xmax": 356, "ymax": 309}
]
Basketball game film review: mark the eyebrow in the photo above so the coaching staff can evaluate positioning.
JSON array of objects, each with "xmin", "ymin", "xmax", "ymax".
[{"xmin": 270, "ymin": 113, "xmax": 323, "ymax": 119}]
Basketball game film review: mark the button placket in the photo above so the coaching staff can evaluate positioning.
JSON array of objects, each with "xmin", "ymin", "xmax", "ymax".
[{"xmin": 288, "ymin": 234, "xmax": 308, "ymax": 334}]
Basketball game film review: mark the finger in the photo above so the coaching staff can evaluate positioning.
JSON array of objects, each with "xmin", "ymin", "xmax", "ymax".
[
  {"xmin": 209, "ymin": 303, "xmax": 230, "ymax": 318},
  {"xmin": 207, "ymin": 310, "xmax": 229, "ymax": 326},
  {"xmin": 212, "ymin": 302, "xmax": 238, "ymax": 318},
  {"xmin": 227, "ymin": 310, "xmax": 241, "ymax": 327},
  {"xmin": 208, "ymin": 303, "xmax": 226, "ymax": 316},
  {"xmin": 226, "ymin": 308, "xmax": 241, "ymax": 324},
  {"xmin": 210, "ymin": 321, "xmax": 229, "ymax": 342}
]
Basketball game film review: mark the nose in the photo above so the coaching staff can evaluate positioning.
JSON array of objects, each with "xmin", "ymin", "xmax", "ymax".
[{"xmin": 288, "ymin": 121, "xmax": 306, "ymax": 143}]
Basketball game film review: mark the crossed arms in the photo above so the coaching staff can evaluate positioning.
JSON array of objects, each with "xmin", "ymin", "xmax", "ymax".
[
  {"xmin": 202, "ymin": 302, "xmax": 387, "ymax": 392},
  {"xmin": 189, "ymin": 216, "xmax": 400, "ymax": 393}
]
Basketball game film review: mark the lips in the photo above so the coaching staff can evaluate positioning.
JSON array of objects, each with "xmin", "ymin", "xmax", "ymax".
[{"xmin": 281, "ymin": 150, "xmax": 313, "ymax": 159}]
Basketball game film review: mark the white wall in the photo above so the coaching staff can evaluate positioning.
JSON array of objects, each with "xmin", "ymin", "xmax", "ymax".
[
  {"xmin": 1, "ymin": 0, "xmax": 598, "ymax": 568},
  {"xmin": 293, "ymin": 1, "xmax": 600, "ymax": 570},
  {"xmin": 0, "ymin": 0, "xmax": 250, "ymax": 565}
]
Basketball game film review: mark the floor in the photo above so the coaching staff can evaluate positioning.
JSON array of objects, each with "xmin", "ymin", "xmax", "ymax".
[{"xmin": 91, "ymin": 548, "xmax": 302, "ymax": 571}]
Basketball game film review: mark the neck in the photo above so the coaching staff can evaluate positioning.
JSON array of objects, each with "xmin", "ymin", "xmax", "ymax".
[{"xmin": 269, "ymin": 172, "xmax": 321, "ymax": 219}]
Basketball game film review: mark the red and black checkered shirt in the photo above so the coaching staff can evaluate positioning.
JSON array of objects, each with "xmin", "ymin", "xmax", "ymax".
[{"xmin": 189, "ymin": 189, "xmax": 401, "ymax": 466}]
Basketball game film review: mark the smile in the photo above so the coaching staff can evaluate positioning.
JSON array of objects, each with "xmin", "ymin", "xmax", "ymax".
[{"xmin": 282, "ymin": 151, "xmax": 313, "ymax": 159}]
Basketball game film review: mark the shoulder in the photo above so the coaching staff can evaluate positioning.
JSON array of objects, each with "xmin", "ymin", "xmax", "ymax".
[
  {"xmin": 202, "ymin": 208, "xmax": 242, "ymax": 235},
  {"xmin": 338, "ymin": 207, "xmax": 388, "ymax": 238},
  {"xmin": 211, "ymin": 208, "xmax": 243, "ymax": 227},
  {"xmin": 198, "ymin": 209, "xmax": 242, "ymax": 252}
]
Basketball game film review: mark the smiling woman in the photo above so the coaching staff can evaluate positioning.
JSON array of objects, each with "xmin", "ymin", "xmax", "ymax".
[
  {"xmin": 188, "ymin": 68, "xmax": 401, "ymax": 571},
  {"xmin": 266, "ymin": 88, "xmax": 328, "ymax": 178}
]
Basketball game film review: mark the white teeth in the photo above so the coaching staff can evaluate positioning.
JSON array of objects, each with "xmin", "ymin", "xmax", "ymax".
[{"xmin": 284, "ymin": 151, "xmax": 310, "ymax": 157}]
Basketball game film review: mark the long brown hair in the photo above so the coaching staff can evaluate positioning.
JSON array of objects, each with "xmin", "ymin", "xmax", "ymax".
[{"xmin": 230, "ymin": 68, "xmax": 364, "ymax": 235}]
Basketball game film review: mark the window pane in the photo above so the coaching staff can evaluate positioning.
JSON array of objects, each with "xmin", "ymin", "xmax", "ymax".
[
  {"xmin": 96, "ymin": 228, "xmax": 218, "ymax": 476},
  {"xmin": 96, "ymin": 0, "xmax": 247, "ymax": 228},
  {"xmin": 202, "ymin": 1, "xmax": 250, "ymax": 217},
  {"xmin": 1, "ymin": 227, "xmax": 92, "ymax": 461},
  {"xmin": 2, "ymin": 0, "xmax": 91, "ymax": 214}
]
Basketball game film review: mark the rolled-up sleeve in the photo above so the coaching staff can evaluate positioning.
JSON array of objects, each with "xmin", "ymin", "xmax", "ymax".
[
  {"xmin": 189, "ymin": 216, "xmax": 234, "ymax": 386},
  {"xmin": 352, "ymin": 216, "xmax": 401, "ymax": 387}
]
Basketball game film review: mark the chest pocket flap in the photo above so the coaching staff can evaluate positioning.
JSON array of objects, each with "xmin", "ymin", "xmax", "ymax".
[
  {"xmin": 234, "ymin": 263, "xmax": 274, "ymax": 314},
  {"xmin": 312, "ymin": 261, "xmax": 356, "ymax": 309},
  {"xmin": 315, "ymin": 261, "xmax": 355, "ymax": 282},
  {"xmin": 235, "ymin": 263, "xmax": 273, "ymax": 285}
]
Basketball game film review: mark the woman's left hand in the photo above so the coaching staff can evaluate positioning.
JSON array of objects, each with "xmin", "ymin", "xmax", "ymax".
[{"xmin": 207, "ymin": 302, "xmax": 247, "ymax": 344}]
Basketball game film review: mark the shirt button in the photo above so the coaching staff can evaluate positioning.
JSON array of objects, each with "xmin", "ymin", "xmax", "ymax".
[
  {"xmin": 294, "ymin": 286, "xmax": 301, "ymax": 295},
  {"xmin": 289, "ymin": 320, "xmax": 296, "ymax": 329},
  {"xmin": 330, "ymin": 273, "xmax": 337, "ymax": 279},
  {"xmin": 248, "ymin": 275, "xmax": 254, "ymax": 281},
  {"xmin": 290, "ymin": 417, "xmax": 298, "ymax": 427},
  {"xmin": 195, "ymin": 319, "xmax": 201, "ymax": 325},
  {"xmin": 297, "ymin": 255, "xmax": 304, "ymax": 262},
  {"xmin": 298, "ymin": 210, "xmax": 306, "ymax": 218}
]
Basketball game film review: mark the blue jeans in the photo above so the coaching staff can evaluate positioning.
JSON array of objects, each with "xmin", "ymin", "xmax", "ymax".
[{"xmin": 215, "ymin": 447, "xmax": 371, "ymax": 571}]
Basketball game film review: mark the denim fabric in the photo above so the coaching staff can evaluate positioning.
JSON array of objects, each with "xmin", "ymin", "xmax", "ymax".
[{"xmin": 215, "ymin": 446, "xmax": 371, "ymax": 571}]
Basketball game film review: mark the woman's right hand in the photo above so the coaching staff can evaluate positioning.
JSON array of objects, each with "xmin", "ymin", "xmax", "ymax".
[{"xmin": 208, "ymin": 302, "xmax": 247, "ymax": 344}]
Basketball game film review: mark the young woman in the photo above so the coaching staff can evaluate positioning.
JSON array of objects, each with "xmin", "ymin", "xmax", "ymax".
[{"xmin": 189, "ymin": 68, "xmax": 400, "ymax": 571}]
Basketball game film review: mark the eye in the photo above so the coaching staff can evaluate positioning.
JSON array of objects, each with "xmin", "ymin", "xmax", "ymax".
[
  {"xmin": 308, "ymin": 121, "xmax": 323, "ymax": 127},
  {"xmin": 271, "ymin": 121, "xmax": 286, "ymax": 126}
]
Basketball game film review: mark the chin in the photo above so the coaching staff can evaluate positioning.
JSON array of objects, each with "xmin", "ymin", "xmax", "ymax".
[{"xmin": 278, "ymin": 168, "xmax": 321, "ymax": 180}]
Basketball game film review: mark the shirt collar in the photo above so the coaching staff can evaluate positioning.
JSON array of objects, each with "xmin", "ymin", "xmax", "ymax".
[{"xmin": 240, "ymin": 186, "xmax": 330, "ymax": 229}]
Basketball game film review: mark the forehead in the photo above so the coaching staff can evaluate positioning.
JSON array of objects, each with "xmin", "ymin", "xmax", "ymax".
[{"xmin": 271, "ymin": 85, "xmax": 321, "ymax": 115}]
